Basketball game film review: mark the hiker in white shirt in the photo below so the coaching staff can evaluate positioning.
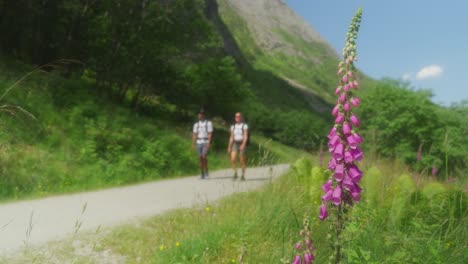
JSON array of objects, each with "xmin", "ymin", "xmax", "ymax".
[
  {"xmin": 192, "ymin": 110, "xmax": 213, "ymax": 179},
  {"xmin": 227, "ymin": 112, "xmax": 248, "ymax": 180}
]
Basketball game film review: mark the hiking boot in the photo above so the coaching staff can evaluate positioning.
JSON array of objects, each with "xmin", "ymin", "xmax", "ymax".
[
  {"xmin": 233, "ymin": 173, "xmax": 238, "ymax": 180},
  {"xmin": 240, "ymin": 175, "xmax": 245, "ymax": 181}
]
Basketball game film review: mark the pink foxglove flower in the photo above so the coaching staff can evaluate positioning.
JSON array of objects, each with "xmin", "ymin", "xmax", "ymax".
[
  {"xmin": 335, "ymin": 87, "xmax": 341, "ymax": 95},
  {"xmin": 332, "ymin": 105, "xmax": 339, "ymax": 116},
  {"xmin": 350, "ymin": 114, "xmax": 360, "ymax": 127},
  {"xmin": 351, "ymin": 97, "xmax": 360, "ymax": 107},
  {"xmin": 353, "ymin": 80, "xmax": 359, "ymax": 88},
  {"xmin": 353, "ymin": 132, "xmax": 363, "ymax": 143},
  {"xmin": 339, "ymin": 93, "xmax": 347, "ymax": 103},
  {"xmin": 348, "ymin": 164, "xmax": 362, "ymax": 181},
  {"xmin": 328, "ymin": 158, "xmax": 337, "ymax": 170},
  {"xmin": 327, "ymin": 127, "xmax": 337, "ymax": 139},
  {"xmin": 350, "ymin": 147, "xmax": 363, "ymax": 161},
  {"xmin": 344, "ymin": 150, "xmax": 353, "ymax": 163},
  {"xmin": 322, "ymin": 180, "xmax": 332, "ymax": 192},
  {"xmin": 321, "ymin": 8, "xmax": 363, "ymax": 231},
  {"xmin": 319, "ymin": 204, "xmax": 328, "ymax": 220},
  {"xmin": 335, "ymin": 114, "xmax": 344, "ymax": 124},
  {"xmin": 293, "ymin": 255, "xmax": 301, "ymax": 264},
  {"xmin": 346, "ymin": 134, "xmax": 358, "ymax": 149},
  {"xmin": 344, "ymin": 102, "xmax": 350, "ymax": 111},
  {"xmin": 334, "ymin": 163, "xmax": 345, "ymax": 181},
  {"xmin": 333, "ymin": 143, "xmax": 344, "ymax": 160},
  {"xmin": 328, "ymin": 135, "xmax": 340, "ymax": 151},
  {"xmin": 331, "ymin": 186, "xmax": 342, "ymax": 205},
  {"xmin": 343, "ymin": 122, "xmax": 352, "ymax": 135},
  {"xmin": 304, "ymin": 253, "xmax": 314, "ymax": 264}
]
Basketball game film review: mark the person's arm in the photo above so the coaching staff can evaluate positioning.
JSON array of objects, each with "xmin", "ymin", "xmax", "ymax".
[
  {"xmin": 228, "ymin": 126, "xmax": 234, "ymax": 153},
  {"xmin": 240, "ymin": 126, "xmax": 248, "ymax": 150},
  {"xmin": 207, "ymin": 121, "xmax": 213, "ymax": 148},
  {"xmin": 192, "ymin": 124, "xmax": 197, "ymax": 149}
]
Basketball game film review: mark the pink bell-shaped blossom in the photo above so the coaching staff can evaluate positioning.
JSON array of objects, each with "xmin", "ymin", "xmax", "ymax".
[
  {"xmin": 343, "ymin": 122, "xmax": 352, "ymax": 135},
  {"xmin": 334, "ymin": 163, "xmax": 345, "ymax": 181},
  {"xmin": 353, "ymin": 132, "xmax": 363, "ymax": 143},
  {"xmin": 339, "ymin": 93, "xmax": 347, "ymax": 103},
  {"xmin": 328, "ymin": 135, "xmax": 340, "ymax": 152},
  {"xmin": 328, "ymin": 158, "xmax": 337, "ymax": 170},
  {"xmin": 342, "ymin": 75, "xmax": 348, "ymax": 83},
  {"xmin": 350, "ymin": 147, "xmax": 363, "ymax": 161},
  {"xmin": 327, "ymin": 127, "xmax": 337, "ymax": 139},
  {"xmin": 353, "ymin": 80, "xmax": 359, "ymax": 88},
  {"xmin": 319, "ymin": 203, "xmax": 328, "ymax": 220},
  {"xmin": 343, "ymin": 102, "xmax": 350, "ymax": 112},
  {"xmin": 292, "ymin": 255, "xmax": 301, "ymax": 264},
  {"xmin": 295, "ymin": 242, "xmax": 301, "ymax": 250},
  {"xmin": 351, "ymin": 97, "xmax": 361, "ymax": 107},
  {"xmin": 331, "ymin": 186, "xmax": 342, "ymax": 205},
  {"xmin": 344, "ymin": 150, "xmax": 353, "ymax": 163},
  {"xmin": 322, "ymin": 189, "xmax": 333, "ymax": 201},
  {"xmin": 332, "ymin": 105, "xmax": 339, "ymax": 116},
  {"xmin": 335, "ymin": 87, "xmax": 341, "ymax": 95},
  {"xmin": 333, "ymin": 143, "xmax": 344, "ymax": 160},
  {"xmin": 348, "ymin": 164, "xmax": 362, "ymax": 181},
  {"xmin": 322, "ymin": 179, "xmax": 333, "ymax": 192},
  {"xmin": 335, "ymin": 114, "xmax": 344, "ymax": 124},
  {"xmin": 346, "ymin": 134, "xmax": 358, "ymax": 149},
  {"xmin": 350, "ymin": 114, "xmax": 360, "ymax": 127},
  {"xmin": 304, "ymin": 253, "xmax": 314, "ymax": 264},
  {"xmin": 343, "ymin": 84, "xmax": 350, "ymax": 92},
  {"xmin": 343, "ymin": 176, "xmax": 355, "ymax": 191}
]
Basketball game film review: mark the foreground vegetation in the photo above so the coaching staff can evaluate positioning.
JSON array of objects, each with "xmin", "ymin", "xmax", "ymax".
[{"xmin": 6, "ymin": 156, "xmax": 466, "ymax": 263}]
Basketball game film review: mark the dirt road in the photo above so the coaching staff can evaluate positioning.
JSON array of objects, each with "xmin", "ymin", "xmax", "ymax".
[{"xmin": 0, "ymin": 164, "xmax": 289, "ymax": 255}]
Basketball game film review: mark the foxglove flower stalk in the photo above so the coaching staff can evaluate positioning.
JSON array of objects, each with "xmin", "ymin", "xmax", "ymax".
[
  {"xmin": 320, "ymin": 8, "xmax": 363, "ymax": 222},
  {"xmin": 291, "ymin": 217, "xmax": 315, "ymax": 264}
]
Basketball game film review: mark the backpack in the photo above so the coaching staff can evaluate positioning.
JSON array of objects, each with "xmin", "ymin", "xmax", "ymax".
[
  {"xmin": 232, "ymin": 123, "xmax": 250, "ymax": 146},
  {"xmin": 197, "ymin": 120, "xmax": 213, "ymax": 143}
]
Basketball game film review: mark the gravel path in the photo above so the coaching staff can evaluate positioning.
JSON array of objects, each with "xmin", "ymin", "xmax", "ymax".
[{"xmin": 0, "ymin": 164, "xmax": 289, "ymax": 255}]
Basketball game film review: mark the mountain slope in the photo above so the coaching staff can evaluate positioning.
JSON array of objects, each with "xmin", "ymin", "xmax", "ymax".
[{"xmin": 217, "ymin": 0, "xmax": 340, "ymax": 103}]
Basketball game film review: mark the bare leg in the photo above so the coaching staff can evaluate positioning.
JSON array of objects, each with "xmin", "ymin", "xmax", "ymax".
[
  {"xmin": 231, "ymin": 151, "xmax": 238, "ymax": 179},
  {"xmin": 199, "ymin": 156, "xmax": 204, "ymax": 177},
  {"xmin": 240, "ymin": 153, "xmax": 246, "ymax": 180}
]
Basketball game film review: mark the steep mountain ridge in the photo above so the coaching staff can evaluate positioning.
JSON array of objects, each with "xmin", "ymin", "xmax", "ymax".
[
  {"xmin": 215, "ymin": 0, "xmax": 342, "ymax": 105},
  {"xmin": 224, "ymin": 0, "xmax": 338, "ymax": 60}
]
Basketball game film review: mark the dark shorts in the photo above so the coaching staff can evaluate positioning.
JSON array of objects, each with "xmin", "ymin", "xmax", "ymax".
[
  {"xmin": 232, "ymin": 141, "xmax": 246, "ymax": 155},
  {"xmin": 196, "ymin": 143, "xmax": 209, "ymax": 157}
]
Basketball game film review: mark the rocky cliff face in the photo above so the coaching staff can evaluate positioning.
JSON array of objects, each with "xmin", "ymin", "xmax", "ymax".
[{"xmin": 221, "ymin": 0, "xmax": 338, "ymax": 60}]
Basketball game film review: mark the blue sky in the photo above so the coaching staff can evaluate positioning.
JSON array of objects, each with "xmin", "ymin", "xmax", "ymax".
[{"xmin": 285, "ymin": 0, "xmax": 468, "ymax": 106}]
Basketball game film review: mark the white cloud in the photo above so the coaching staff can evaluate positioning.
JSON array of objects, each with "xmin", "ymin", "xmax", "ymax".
[
  {"xmin": 416, "ymin": 65, "xmax": 443, "ymax": 80},
  {"xmin": 402, "ymin": 73, "xmax": 412, "ymax": 81}
]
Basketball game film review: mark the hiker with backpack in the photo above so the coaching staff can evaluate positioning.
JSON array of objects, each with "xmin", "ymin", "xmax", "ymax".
[
  {"xmin": 228, "ymin": 112, "xmax": 249, "ymax": 180},
  {"xmin": 192, "ymin": 110, "xmax": 213, "ymax": 179}
]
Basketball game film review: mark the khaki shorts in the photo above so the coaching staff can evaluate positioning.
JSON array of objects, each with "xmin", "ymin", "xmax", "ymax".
[
  {"xmin": 232, "ymin": 141, "xmax": 246, "ymax": 155},
  {"xmin": 196, "ymin": 143, "xmax": 209, "ymax": 157}
]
